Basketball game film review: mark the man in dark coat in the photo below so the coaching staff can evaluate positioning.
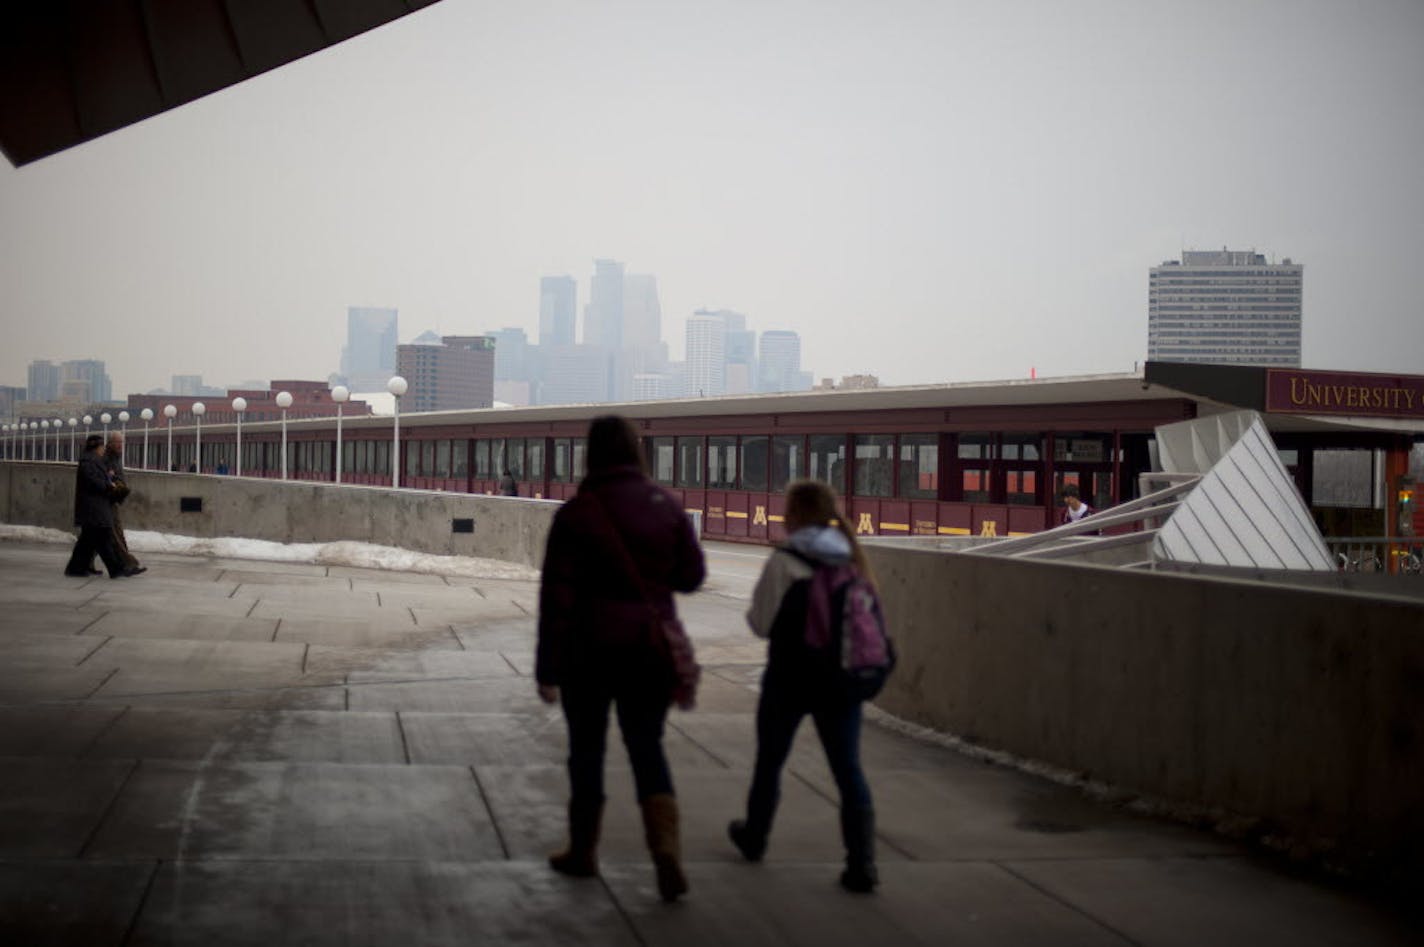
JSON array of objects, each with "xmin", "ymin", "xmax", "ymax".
[
  {"xmin": 64, "ymin": 434, "xmax": 132, "ymax": 578},
  {"xmin": 104, "ymin": 433, "xmax": 143, "ymax": 572}
]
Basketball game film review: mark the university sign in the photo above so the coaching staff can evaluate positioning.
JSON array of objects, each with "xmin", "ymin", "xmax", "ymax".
[{"xmin": 1266, "ymin": 369, "xmax": 1424, "ymax": 419}]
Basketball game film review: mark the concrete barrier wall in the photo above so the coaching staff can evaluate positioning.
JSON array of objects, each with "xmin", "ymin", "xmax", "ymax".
[
  {"xmin": 865, "ymin": 542, "xmax": 1424, "ymax": 878},
  {"xmin": 0, "ymin": 461, "xmax": 559, "ymax": 567}
]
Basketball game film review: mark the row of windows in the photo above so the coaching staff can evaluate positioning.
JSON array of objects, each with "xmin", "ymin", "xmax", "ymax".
[{"xmin": 114, "ymin": 431, "xmax": 1120, "ymax": 504}]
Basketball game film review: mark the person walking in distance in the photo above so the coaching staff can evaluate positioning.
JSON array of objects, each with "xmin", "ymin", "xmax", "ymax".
[
  {"xmin": 104, "ymin": 433, "xmax": 144, "ymax": 574},
  {"xmin": 64, "ymin": 435, "xmax": 133, "ymax": 579},
  {"xmin": 1059, "ymin": 482, "xmax": 1093, "ymax": 525},
  {"xmin": 536, "ymin": 415, "xmax": 706, "ymax": 901},
  {"xmin": 728, "ymin": 479, "xmax": 883, "ymax": 892}
]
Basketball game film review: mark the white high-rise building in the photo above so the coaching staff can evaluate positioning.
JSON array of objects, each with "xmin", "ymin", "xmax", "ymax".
[
  {"xmin": 1148, "ymin": 250, "xmax": 1302, "ymax": 366},
  {"xmin": 686, "ymin": 310, "xmax": 729, "ymax": 397},
  {"xmin": 584, "ymin": 260, "xmax": 625, "ymax": 349}
]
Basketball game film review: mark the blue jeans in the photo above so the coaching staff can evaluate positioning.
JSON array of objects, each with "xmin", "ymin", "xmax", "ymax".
[
  {"xmin": 743, "ymin": 666, "xmax": 872, "ymax": 841},
  {"xmin": 561, "ymin": 672, "xmax": 673, "ymax": 805}
]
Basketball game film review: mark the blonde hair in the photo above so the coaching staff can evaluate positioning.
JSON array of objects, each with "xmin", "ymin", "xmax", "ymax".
[{"xmin": 783, "ymin": 479, "xmax": 875, "ymax": 584}]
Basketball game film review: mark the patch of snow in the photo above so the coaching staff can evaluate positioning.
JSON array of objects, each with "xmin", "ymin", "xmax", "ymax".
[{"xmin": 0, "ymin": 523, "xmax": 538, "ymax": 581}]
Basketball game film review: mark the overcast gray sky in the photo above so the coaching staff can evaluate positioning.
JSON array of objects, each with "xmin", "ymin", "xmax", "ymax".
[{"xmin": 2, "ymin": 0, "xmax": 1422, "ymax": 398}]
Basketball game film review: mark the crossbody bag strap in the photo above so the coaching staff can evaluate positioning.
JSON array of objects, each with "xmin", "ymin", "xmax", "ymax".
[{"xmin": 585, "ymin": 490, "xmax": 660, "ymax": 615}]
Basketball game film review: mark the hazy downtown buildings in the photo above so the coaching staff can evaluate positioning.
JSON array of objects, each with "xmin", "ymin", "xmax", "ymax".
[
  {"xmin": 758, "ymin": 330, "xmax": 811, "ymax": 392},
  {"xmin": 26, "ymin": 360, "xmax": 60, "ymax": 402},
  {"xmin": 539, "ymin": 276, "xmax": 576, "ymax": 348},
  {"xmin": 1148, "ymin": 250, "xmax": 1303, "ymax": 366},
  {"xmin": 396, "ymin": 335, "xmax": 495, "ymax": 412},
  {"xmin": 341, "ymin": 306, "xmax": 399, "ymax": 391}
]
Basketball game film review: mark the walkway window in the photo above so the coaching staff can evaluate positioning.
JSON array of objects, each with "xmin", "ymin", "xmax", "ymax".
[
  {"xmin": 649, "ymin": 437, "xmax": 675, "ymax": 485},
  {"xmin": 899, "ymin": 434, "xmax": 938, "ymax": 499},
  {"xmin": 1054, "ymin": 432, "xmax": 1113, "ymax": 509},
  {"xmin": 492, "ymin": 440, "xmax": 507, "ymax": 479},
  {"xmin": 342, "ymin": 442, "xmax": 354, "ymax": 476},
  {"xmin": 452, "ymin": 440, "xmax": 469, "ymax": 478},
  {"xmin": 771, "ymin": 435, "xmax": 804, "ymax": 493},
  {"xmin": 742, "ymin": 436, "xmax": 769, "ymax": 492},
  {"xmin": 573, "ymin": 438, "xmax": 587, "ymax": 481},
  {"xmin": 407, "ymin": 442, "xmax": 421, "ymax": 478},
  {"xmin": 809, "ymin": 434, "xmax": 847, "ymax": 496},
  {"xmin": 853, "ymin": 434, "xmax": 894, "ymax": 497},
  {"xmin": 421, "ymin": 441, "xmax": 436, "ymax": 477},
  {"xmin": 677, "ymin": 436, "xmax": 704, "ymax": 488},
  {"xmin": 1004, "ymin": 434, "xmax": 1043, "ymax": 506},
  {"xmin": 436, "ymin": 440, "xmax": 452, "ymax": 478},
  {"xmin": 552, "ymin": 439, "xmax": 572, "ymax": 483},
  {"xmin": 528, "ymin": 440, "xmax": 545, "ymax": 482},
  {"xmin": 474, "ymin": 440, "xmax": 491, "ymax": 479},
  {"xmin": 376, "ymin": 441, "xmax": 389, "ymax": 477},
  {"xmin": 957, "ymin": 433, "xmax": 993, "ymax": 502},
  {"xmin": 708, "ymin": 436, "xmax": 737, "ymax": 489}
]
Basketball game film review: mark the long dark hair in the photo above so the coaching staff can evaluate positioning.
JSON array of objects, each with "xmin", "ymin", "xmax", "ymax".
[
  {"xmin": 585, "ymin": 415, "xmax": 645, "ymax": 475},
  {"xmin": 783, "ymin": 478, "xmax": 874, "ymax": 584}
]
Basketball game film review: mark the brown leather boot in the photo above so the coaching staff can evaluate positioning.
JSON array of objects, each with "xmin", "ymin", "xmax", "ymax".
[
  {"xmin": 549, "ymin": 798, "xmax": 603, "ymax": 877},
  {"xmin": 640, "ymin": 793, "xmax": 688, "ymax": 901}
]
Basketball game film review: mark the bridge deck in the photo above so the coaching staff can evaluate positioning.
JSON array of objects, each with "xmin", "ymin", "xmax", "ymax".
[{"xmin": 0, "ymin": 538, "xmax": 1414, "ymax": 946}]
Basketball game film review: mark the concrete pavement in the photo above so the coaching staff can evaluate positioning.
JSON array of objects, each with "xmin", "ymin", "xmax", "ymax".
[{"xmin": 0, "ymin": 537, "xmax": 1416, "ymax": 946}]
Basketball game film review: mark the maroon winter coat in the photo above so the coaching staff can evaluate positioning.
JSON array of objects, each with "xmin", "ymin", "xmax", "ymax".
[{"xmin": 536, "ymin": 466, "xmax": 705, "ymax": 688}]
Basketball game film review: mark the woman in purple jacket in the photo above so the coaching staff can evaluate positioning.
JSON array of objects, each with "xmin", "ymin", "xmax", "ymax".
[{"xmin": 536, "ymin": 415, "xmax": 706, "ymax": 901}]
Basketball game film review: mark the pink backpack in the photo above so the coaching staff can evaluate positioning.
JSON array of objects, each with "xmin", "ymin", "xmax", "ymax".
[{"xmin": 802, "ymin": 562, "xmax": 896, "ymax": 700}]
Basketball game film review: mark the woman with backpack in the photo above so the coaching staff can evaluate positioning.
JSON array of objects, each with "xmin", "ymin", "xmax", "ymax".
[{"xmin": 728, "ymin": 479, "xmax": 884, "ymax": 893}]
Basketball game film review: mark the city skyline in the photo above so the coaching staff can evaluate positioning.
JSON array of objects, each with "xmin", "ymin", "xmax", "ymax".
[{"xmin": 2, "ymin": 0, "xmax": 1422, "ymax": 398}]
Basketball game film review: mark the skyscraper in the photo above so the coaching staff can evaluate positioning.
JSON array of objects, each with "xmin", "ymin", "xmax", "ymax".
[
  {"xmin": 539, "ymin": 276, "xmax": 576, "ymax": 348},
  {"xmin": 686, "ymin": 310, "xmax": 729, "ymax": 398},
  {"xmin": 26, "ymin": 360, "xmax": 59, "ymax": 402},
  {"xmin": 584, "ymin": 259, "xmax": 625, "ymax": 349},
  {"xmin": 1147, "ymin": 250, "xmax": 1303, "ymax": 366},
  {"xmin": 61, "ymin": 360, "xmax": 111, "ymax": 402},
  {"xmin": 758, "ymin": 330, "xmax": 808, "ymax": 392},
  {"xmin": 341, "ymin": 306, "xmax": 399, "ymax": 391}
]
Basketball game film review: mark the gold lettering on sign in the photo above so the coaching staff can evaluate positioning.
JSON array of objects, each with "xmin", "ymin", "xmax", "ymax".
[
  {"xmin": 856, "ymin": 512, "xmax": 874, "ymax": 534},
  {"xmin": 979, "ymin": 520, "xmax": 998, "ymax": 537},
  {"xmin": 753, "ymin": 505, "xmax": 767, "ymax": 526},
  {"xmin": 1287, "ymin": 376, "xmax": 1420, "ymax": 413}
]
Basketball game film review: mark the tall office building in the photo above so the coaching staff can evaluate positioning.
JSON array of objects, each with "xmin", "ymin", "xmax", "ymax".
[
  {"xmin": 539, "ymin": 276, "xmax": 576, "ymax": 348},
  {"xmin": 341, "ymin": 306, "xmax": 399, "ymax": 391},
  {"xmin": 622, "ymin": 274, "xmax": 662, "ymax": 354},
  {"xmin": 62, "ymin": 360, "xmax": 111, "ymax": 402},
  {"xmin": 490, "ymin": 328, "xmax": 530, "ymax": 382},
  {"xmin": 685, "ymin": 310, "xmax": 730, "ymax": 398},
  {"xmin": 396, "ymin": 335, "xmax": 495, "ymax": 412},
  {"xmin": 758, "ymin": 330, "xmax": 809, "ymax": 392},
  {"xmin": 725, "ymin": 327, "xmax": 757, "ymax": 395},
  {"xmin": 26, "ymin": 360, "xmax": 59, "ymax": 402},
  {"xmin": 1147, "ymin": 250, "xmax": 1303, "ymax": 366},
  {"xmin": 584, "ymin": 259, "xmax": 625, "ymax": 349}
]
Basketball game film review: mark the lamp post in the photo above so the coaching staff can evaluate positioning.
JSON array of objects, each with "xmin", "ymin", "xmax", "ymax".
[
  {"xmin": 140, "ymin": 409, "xmax": 153, "ymax": 469},
  {"xmin": 275, "ymin": 391, "xmax": 293, "ymax": 479},
  {"xmin": 68, "ymin": 418, "xmax": 77, "ymax": 461},
  {"xmin": 163, "ymin": 405, "xmax": 177, "ymax": 471},
  {"xmin": 118, "ymin": 411, "xmax": 129, "ymax": 444},
  {"xmin": 192, "ymin": 402, "xmax": 206, "ymax": 473},
  {"xmin": 41, "ymin": 420, "xmax": 50, "ymax": 460},
  {"xmin": 52, "ymin": 419, "xmax": 62, "ymax": 460},
  {"xmin": 331, "ymin": 385, "xmax": 349, "ymax": 484},
  {"xmin": 232, "ymin": 397, "xmax": 247, "ymax": 477},
  {"xmin": 17, "ymin": 424, "xmax": 24, "ymax": 460},
  {"xmin": 387, "ymin": 375, "xmax": 407, "ymax": 488},
  {"xmin": 83, "ymin": 414, "xmax": 92, "ymax": 438},
  {"xmin": 1, "ymin": 425, "xmax": 8, "ymax": 460},
  {"xmin": 101, "ymin": 412, "xmax": 112, "ymax": 439}
]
